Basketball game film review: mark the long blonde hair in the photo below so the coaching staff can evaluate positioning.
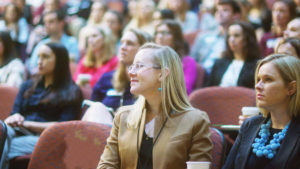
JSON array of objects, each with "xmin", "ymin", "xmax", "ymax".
[
  {"xmin": 112, "ymin": 28, "xmax": 152, "ymax": 92},
  {"xmin": 255, "ymin": 54, "xmax": 300, "ymax": 118},
  {"xmin": 127, "ymin": 43, "xmax": 194, "ymax": 128},
  {"xmin": 83, "ymin": 26, "xmax": 116, "ymax": 67}
]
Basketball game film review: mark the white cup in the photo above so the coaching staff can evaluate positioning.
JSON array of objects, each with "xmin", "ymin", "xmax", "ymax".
[
  {"xmin": 186, "ymin": 161, "xmax": 211, "ymax": 169},
  {"xmin": 241, "ymin": 107, "xmax": 260, "ymax": 117},
  {"xmin": 77, "ymin": 74, "xmax": 91, "ymax": 85}
]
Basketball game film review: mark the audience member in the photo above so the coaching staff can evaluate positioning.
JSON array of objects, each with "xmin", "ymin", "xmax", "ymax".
[
  {"xmin": 223, "ymin": 54, "xmax": 300, "ymax": 169},
  {"xmin": 165, "ymin": 0, "xmax": 199, "ymax": 33},
  {"xmin": 259, "ymin": 0, "xmax": 296, "ymax": 57},
  {"xmin": 12, "ymin": 0, "xmax": 33, "ymax": 25},
  {"xmin": 155, "ymin": 19, "xmax": 197, "ymax": 94},
  {"xmin": 124, "ymin": 0, "xmax": 156, "ymax": 35},
  {"xmin": 275, "ymin": 37, "xmax": 300, "ymax": 58},
  {"xmin": 283, "ymin": 17, "xmax": 300, "ymax": 38},
  {"xmin": 82, "ymin": 28, "xmax": 152, "ymax": 124},
  {"xmin": 73, "ymin": 26, "xmax": 118, "ymax": 88},
  {"xmin": 0, "ymin": 42, "xmax": 83, "ymax": 169},
  {"xmin": 97, "ymin": 43, "xmax": 212, "ymax": 169},
  {"xmin": 207, "ymin": 21, "xmax": 260, "ymax": 88},
  {"xmin": 191, "ymin": 0, "xmax": 241, "ymax": 74},
  {"xmin": 0, "ymin": 31, "xmax": 26, "ymax": 88},
  {"xmin": 27, "ymin": 10, "xmax": 80, "ymax": 74},
  {"xmin": 78, "ymin": 1, "xmax": 107, "ymax": 54}
]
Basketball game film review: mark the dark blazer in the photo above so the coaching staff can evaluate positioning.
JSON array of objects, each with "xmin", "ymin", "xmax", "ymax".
[
  {"xmin": 222, "ymin": 115, "xmax": 300, "ymax": 169},
  {"xmin": 207, "ymin": 58, "xmax": 257, "ymax": 88}
]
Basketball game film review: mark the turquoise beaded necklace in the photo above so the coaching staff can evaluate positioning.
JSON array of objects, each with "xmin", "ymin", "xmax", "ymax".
[{"xmin": 252, "ymin": 119, "xmax": 290, "ymax": 159}]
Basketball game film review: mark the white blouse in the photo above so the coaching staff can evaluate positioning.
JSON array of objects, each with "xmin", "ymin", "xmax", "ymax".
[
  {"xmin": 0, "ymin": 58, "xmax": 26, "ymax": 88},
  {"xmin": 219, "ymin": 59, "xmax": 244, "ymax": 87}
]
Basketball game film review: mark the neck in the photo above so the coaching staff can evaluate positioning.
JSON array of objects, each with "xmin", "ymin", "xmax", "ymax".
[
  {"xmin": 274, "ymin": 25, "xmax": 286, "ymax": 36},
  {"xmin": 233, "ymin": 52, "xmax": 244, "ymax": 60},
  {"xmin": 44, "ymin": 74, "xmax": 53, "ymax": 88},
  {"xmin": 145, "ymin": 93, "xmax": 162, "ymax": 122},
  {"xmin": 219, "ymin": 25, "xmax": 228, "ymax": 36},
  {"xmin": 95, "ymin": 51, "xmax": 104, "ymax": 67},
  {"xmin": 270, "ymin": 110, "xmax": 291, "ymax": 129},
  {"xmin": 50, "ymin": 31, "xmax": 63, "ymax": 41}
]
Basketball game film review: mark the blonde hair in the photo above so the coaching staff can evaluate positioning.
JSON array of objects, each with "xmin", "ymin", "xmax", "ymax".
[
  {"xmin": 113, "ymin": 28, "xmax": 153, "ymax": 92},
  {"xmin": 255, "ymin": 54, "xmax": 300, "ymax": 118},
  {"xmin": 127, "ymin": 43, "xmax": 194, "ymax": 128},
  {"xmin": 83, "ymin": 26, "xmax": 116, "ymax": 67}
]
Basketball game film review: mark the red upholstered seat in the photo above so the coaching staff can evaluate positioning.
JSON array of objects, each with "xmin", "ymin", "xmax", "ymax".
[
  {"xmin": 0, "ymin": 85, "xmax": 19, "ymax": 120},
  {"xmin": 194, "ymin": 64, "xmax": 206, "ymax": 90},
  {"xmin": 189, "ymin": 87, "xmax": 256, "ymax": 125},
  {"xmin": 28, "ymin": 121, "xmax": 111, "ymax": 169},
  {"xmin": 210, "ymin": 127, "xmax": 226, "ymax": 169}
]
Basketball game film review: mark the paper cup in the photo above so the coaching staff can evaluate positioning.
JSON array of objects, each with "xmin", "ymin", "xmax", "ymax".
[
  {"xmin": 242, "ymin": 107, "xmax": 260, "ymax": 117},
  {"xmin": 186, "ymin": 161, "xmax": 211, "ymax": 169}
]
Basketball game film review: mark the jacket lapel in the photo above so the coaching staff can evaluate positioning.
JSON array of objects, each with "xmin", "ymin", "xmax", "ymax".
[{"xmin": 239, "ymin": 117, "xmax": 265, "ymax": 169}]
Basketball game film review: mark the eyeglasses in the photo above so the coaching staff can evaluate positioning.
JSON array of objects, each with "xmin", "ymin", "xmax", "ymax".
[
  {"xmin": 155, "ymin": 31, "xmax": 171, "ymax": 36},
  {"xmin": 128, "ymin": 63, "xmax": 161, "ymax": 73}
]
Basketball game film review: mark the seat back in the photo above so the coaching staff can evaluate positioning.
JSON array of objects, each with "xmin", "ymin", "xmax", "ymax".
[
  {"xmin": 0, "ymin": 120, "xmax": 7, "ymax": 160},
  {"xmin": 0, "ymin": 86, "xmax": 19, "ymax": 120},
  {"xmin": 28, "ymin": 121, "xmax": 111, "ymax": 169},
  {"xmin": 210, "ymin": 127, "xmax": 226, "ymax": 169},
  {"xmin": 194, "ymin": 63, "xmax": 206, "ymax": 89},
  {"xmin": 189, "ymin": 86, "xmax": 256, "ymax": 125}
]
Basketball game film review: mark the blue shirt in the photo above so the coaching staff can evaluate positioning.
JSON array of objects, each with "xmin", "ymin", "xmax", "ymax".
[
  {"xmin": 11, "ymin": 80, "xmax": 82, "ymax": 122},
  {"xmin": 27, "ymin": 33, "xmax": 80, "ymax": 73},
  {"xmin": 91, "ymin": 71, "xmax": 135, "ymax": 111}
]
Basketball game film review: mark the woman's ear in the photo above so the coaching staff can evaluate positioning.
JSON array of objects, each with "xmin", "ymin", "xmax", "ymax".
[
  {"xmin": 158, "ymin": 68, "xmax": 169, "ymax": 82},
  {"xmin": 288, "ymin": 80, "xmax": 297, "ymax": 96}
]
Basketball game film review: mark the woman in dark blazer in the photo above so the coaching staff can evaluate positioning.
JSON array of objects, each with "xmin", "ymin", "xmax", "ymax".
[
  {"xmin": 223, "ymin": 54, "xmax": 300, "ymax": 169},
  {"xmin": 207, "ymin": 21, "xmax": 260, "ymax": 88}
]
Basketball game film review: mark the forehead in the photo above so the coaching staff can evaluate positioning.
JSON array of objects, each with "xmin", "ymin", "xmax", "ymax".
[
  {"xmin": 217, "ymin": 4, "xmax": 233, "ymax": 11},
  {"xmin": 157, "ymin": 24, "xmax": 169, "ymax": 30},
  {"xmin": 258, "ymin": 62, "xmax": 280, "ymax": 76},
  {"xmin": 38, "ymin": 45, "xmax": 54, "ymax": 55},
  {"xmin": 134, "ymin": 49, "xmax": 155, "ymax": 63},
  {"xmin": 229, "ymin": 24, "xmax": 242, "ymax": 33},
  {"xmin": 273, "ymin": 1, "xmax": 288, "ymax": 9},
  {"xmin": 121, "ymin": 31, "xmax": 138, "ymax": 43},
  {"xmin": 44, "ymin": 13, "xmax": 58, "ymax": 21}
]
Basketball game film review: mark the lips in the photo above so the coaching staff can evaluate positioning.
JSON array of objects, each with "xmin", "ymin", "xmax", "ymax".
[{"xmin": 257, "ymin": 93, "xmax": 264, "ymax": 100}]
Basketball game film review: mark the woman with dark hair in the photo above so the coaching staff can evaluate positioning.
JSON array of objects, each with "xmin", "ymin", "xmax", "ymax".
[
  {"xmin": 275, "ymin": 37, "xmax": 300, "ymax": 58},
  {"xmin": 207, "ymin": 21, "xmax": 260, "ymax": 88},
  {"xmin": 154, "ymin": 19, "xmax": 198, "ymax": 94},
  {"xmin": 260, "ymin": 0, "xmax": 297, "ymax": 56},
  {"xmin": 153, "ymin": 9, "xmax": 175, "ymax": 27},
  {"xmin": 0, "ymin": 31, "xmax": 25, "ymax": 87},
  {"xmin": 1, "ymin": 42, "xmax": 83, "ymax": 169}
]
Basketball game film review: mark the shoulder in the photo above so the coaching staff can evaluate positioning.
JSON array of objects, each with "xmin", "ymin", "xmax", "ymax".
[
  {"xmin": 62, "ymin": 34, "xmax": 77, "ymax": 43},
  {"xmin": 180, "ymin": 109, "xmax": 210, "ymax": 125},
  {"xmin": 113, "ymin": 105, "xmax": 134, "ymax": 123},
  {"xmin": 241, "ymin": 115, "xmax": 264, "ymax": 131},
  {"xmin": 100, "ymin": 71, "xmax": 114, "ymax": 81}
]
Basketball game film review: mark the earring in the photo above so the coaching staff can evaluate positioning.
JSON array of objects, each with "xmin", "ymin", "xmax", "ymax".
[{"xmin": 158, "ymin": 88, "xmax": 162, "ymax": 92}]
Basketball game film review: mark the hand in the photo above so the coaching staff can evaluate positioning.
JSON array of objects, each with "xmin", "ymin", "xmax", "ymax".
[
  {"xmin": 4, "ymin": 113, "xmax": 25, "ymax": 127},
  {"xmin": 238, "ymin": 115, "xmax": 248, "ymax": 125}
]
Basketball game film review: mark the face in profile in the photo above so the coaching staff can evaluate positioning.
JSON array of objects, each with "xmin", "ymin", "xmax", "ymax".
[
  {"xmin": 38, "ymin": 45, "xmax": 56, "ymax": 76},
  {"xmin": 128, "ymin": 48, "xmax": 161, "ymax": 96},
  {"xmin": 255, "ymin": 62, "xmax": 292, "ymax": 111},
  {"xmin": 215, "ymin": 4, "xmax": 235, "ymax": 26},
  {"xmin": 155, "ymin": 24, "xmax": 173, "ymax": 47},
  {"xmin": 284, "ymin": 19, "xmax": 300, "ymax": 38},
  {"xmin": 5, "ymin": 4, "xmax": 18, "ymax": 23},
  {"xmin": 103, "ymin": 12, "xmax": 121, "ymax": 36},
  {"xmin": 277, "ymin": 42, "xmax": 298, "ymax": 57},
  {"xmin": 90, "ymin": 2, "xmax": 106, "ymax": 23},
  {"xmin": 44, "ymin": 13, "xmax": 61, "ymax": 35},
  {"xmin": 118, "ymin": 31, "xmax": 140, "ymax": 66}
]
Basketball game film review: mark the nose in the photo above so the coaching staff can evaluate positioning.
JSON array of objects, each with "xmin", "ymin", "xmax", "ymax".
[{"xmin": 255, "ymin": 80, "xmax": 263, "ymax": 91}]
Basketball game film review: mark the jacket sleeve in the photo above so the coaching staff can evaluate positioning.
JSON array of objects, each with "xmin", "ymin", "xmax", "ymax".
[
  {"xmin": 189, "ymin": 111, "xmax": 213, "ymax": 162},
  {"xmin": 97, "ymin": 111, "xmax": 121, "ymax": 169},
  {"xmin": 222, "ymin": 118, "xmax": 251, "ymax": 169}
]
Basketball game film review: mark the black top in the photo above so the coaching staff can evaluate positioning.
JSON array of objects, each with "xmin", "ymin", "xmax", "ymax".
[
  {"xmin": 245, "ymin": 128, "xmax": 282, "ymax": 169},
  {"xmin": 137, "ymin": 130, "xmax": 153, "ymax": 169}
]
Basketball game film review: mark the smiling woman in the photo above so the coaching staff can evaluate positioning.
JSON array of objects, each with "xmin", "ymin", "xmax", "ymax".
[
  {"xmin": 223, "ymin": 54, "xmax": 300, "ymax": 169},
  {"xmin": 97, "ymin": 43, "xmax": 212, "ymax": 169}
]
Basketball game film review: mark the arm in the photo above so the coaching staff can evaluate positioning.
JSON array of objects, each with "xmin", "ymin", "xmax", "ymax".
[
  {"xmin": 22, "ymin": 121, "xmax": 57, "ymax": 133},
  {"xmin": 189, "ymin": 111, "xmax": 213, "ymax": 162},
  {"xmin": 97, "ymin": 112, "xmax": 121, "ymax": 169}
]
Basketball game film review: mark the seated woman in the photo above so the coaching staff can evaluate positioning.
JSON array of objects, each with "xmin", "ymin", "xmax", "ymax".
[
  {"xmin": 0, "ymin": 31, "xmax": 26, "ymax": 88},
  {"xmin": 97, "ymin": 43, "xmax": 212, "ymax": 169},
  {"xmin": 223, "ymin": 54, "xmax": 300, "ymax": 169},
  {"xmin": 82, "ymin": 28, "xmax": 152, "ymax": 124},
  {"xmin": 73, "ymin": 26, "xmax": 118, "ymax": 88},
  {"xmin": 155, "ymin": 19, "xmax": 198, "ymax": 94},
  {"xmin": 207, "ymin": 21, "xmax": 260, "ymax": 88},
  {"xmin": 1, "ymin": 42, "xmax": 83, "ymax": 169},
  {"xmin": 275, "ymin": 37, "xmax": 300, "ymax": 58}
]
